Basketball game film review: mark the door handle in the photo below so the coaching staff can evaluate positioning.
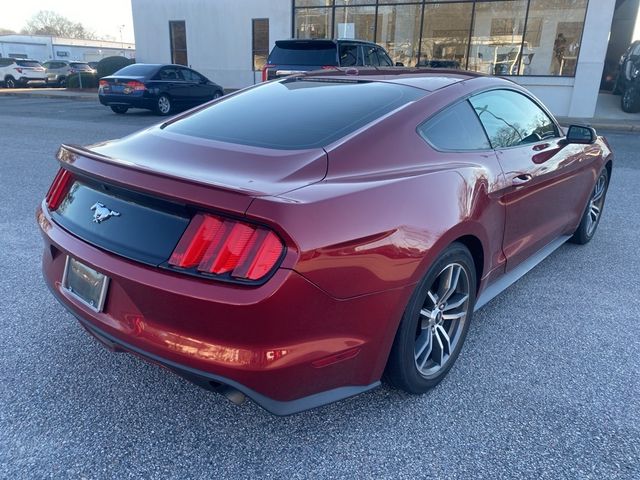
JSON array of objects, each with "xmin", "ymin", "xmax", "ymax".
[{"xmin": 512, "ymin": 174, "xmax": 533, "ymax": 186}]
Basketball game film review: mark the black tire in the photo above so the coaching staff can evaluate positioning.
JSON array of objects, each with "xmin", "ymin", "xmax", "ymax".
[
  {"xmin": 110, "ymin": 105, "xmax": 129, "ymax": 114},
  {"xmin": 58, "ymin": 77, "xmax": 67, "ymax": 88},
  {"xmin": 385, "ymin": 243, "xmax": 476, "ymax": 394},
  {"xmin": 570, "ymin": 168, "xmax": 609, "ymax": 245},
  {"xmin": 155, "ymin": 94, "xmax": 172, "ymax": 115},
  {"xmin": 213, "ymin": 90, "xmax": 223, "ymax": 100},
  {"xmin": 621, "ymin": 84, "xmax": 640, "ymax": 113},
  {"xmin": 5, "ymin": 76, "xmax": 16, "ymax": 89}
]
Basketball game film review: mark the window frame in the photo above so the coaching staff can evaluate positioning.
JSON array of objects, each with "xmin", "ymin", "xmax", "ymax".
[
  {"xmin": 169, "ymin": 20, "xmax": 188, "ymax": 66},
  {"xmin": 416, "ymin": 87, "xmax": 562, "ymax": 153},
  {"xmin": 252, "ymin": 18, "xmax": 270, "ymax": 72}
]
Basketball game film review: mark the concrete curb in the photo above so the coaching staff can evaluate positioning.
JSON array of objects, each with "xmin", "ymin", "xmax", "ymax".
[{"xmin": 0, "ymin": 91, "xmax": 97, "ymax": 101}]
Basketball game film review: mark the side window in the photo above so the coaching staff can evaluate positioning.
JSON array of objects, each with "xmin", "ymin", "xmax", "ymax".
[
  {"xmin": 469, "ymin": 90, "xmax": 558, "ymax": 149},
  {"xmin": 419, "ymin": 101, "xmax": 491, "ymax": 151},
  {"xmin": 377, "ymin": 48, "xmax": 393, "ymax": 67},
  {"xmin": 339, "ymin": 44, "xmax": 359, "ymax": 67},
  {"xmin": 362, "ymin": 46, "xmax": 380, "ymax": 67},
  {"xmin": 158, "ymin": 67, "xmax": 183, "ymax": 81}
]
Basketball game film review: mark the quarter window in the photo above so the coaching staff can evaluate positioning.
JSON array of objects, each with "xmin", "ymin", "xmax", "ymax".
[
  {"xmin": 339, "ymin": 43, "xmax": 359, "ymax": 67},
  {"xmin": 419, "ymin": 101, "xmax": 491, "ymax": 151},
  {"xmin": 469, "ymin": 90, "xmax": 558, "ymax": 149}
]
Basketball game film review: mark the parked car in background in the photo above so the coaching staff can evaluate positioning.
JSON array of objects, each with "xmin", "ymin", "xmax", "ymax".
[
  {"xmin": 39, "ymin": 68, "xmax": 613, "ymax": 414},
  {"xmin": 262, "ymin": 39, "xmax": 401, "ymax": 81},
  {"xmin": 42, "ymin": 60, "xmax": 95, "ymax": 87},
  {"xmin": 98, "ymin": 63, "xmax": 224, "ymax": 115},
  {"xmin": 613, "ymin": 40, "xmax": 640, "ymax": 113},
  {"xmin": 0, "ymin": 58, "xmax": 47, "ymax": 88},
  {"xmin": 87, "ymin": 61, "xmax": 99, "ymax": 73}
]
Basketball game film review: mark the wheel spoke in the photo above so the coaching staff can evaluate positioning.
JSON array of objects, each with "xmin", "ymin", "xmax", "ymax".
[
  {"xmin": 420, "ymin": 308, "xmax": 432, "ymax": 319},
  {"xmin": 427, "ymin": 290, "xmax": 438, "ymax": 306},
  {"xmin": 435, "ymin": 325, "xmax": 451, "ymax": 355},
  {"xmin": 415, "ymin": 330, "xmax": 432, "ymax": 369},
  {"xmin": 443, "ymin": 293, "xmax": 469, "ymax": 311},
  {"xmin": 442, "ymin": 311, "xmax": 466, "ymax": 321},
  {"xmin": 439, "ymin": 265, "xmax": 461, "ymax": 303}
]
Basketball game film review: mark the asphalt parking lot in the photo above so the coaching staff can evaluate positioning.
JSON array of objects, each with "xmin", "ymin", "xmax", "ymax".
[{"xmin": 0, "ymin": 96, "xmax": 638, "ymax": 479}]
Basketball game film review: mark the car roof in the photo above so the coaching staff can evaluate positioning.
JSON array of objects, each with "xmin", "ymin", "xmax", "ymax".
[
  {"xmin": 300, "ymin": 67, "xmax": 488, "ymax": 92},
  {"xmin": 275, "ymin": 38, "xmax": 380, "ymax": 47}
]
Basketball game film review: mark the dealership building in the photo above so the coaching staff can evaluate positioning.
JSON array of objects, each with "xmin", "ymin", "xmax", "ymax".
[{"xmin": 132, "ymin": 0, "xmax": 640, "ymax": 118}]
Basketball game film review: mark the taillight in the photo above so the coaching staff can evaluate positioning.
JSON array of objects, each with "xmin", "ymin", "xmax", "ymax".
[
  {"xmin": 14, "ymin": 67, "xmax": 23, "ymax": 74},
  {"xmin": 99, "ymin": 80, "xmax": 109, "ymax": 88},
  {"xmin": 126, "ymin": 80, "xmax": 146, "ymax": 91},
  {"xmin": 45, "ymin": 168, "xmax": 74, "ymax": 211},
  {"xmin": 168, "ymin": 213, "xmax": 284, "ymax": 282},
  {"xmin": 262, "ymin": 64, "xmax": 274, "ymax": 82},
  {"xmin": 321, "ymin": 65, "xmax": 338, "ymax": 71},
  {"xmin": 69, "ymin": 68, "xmax": 77, "ymax": 74}
]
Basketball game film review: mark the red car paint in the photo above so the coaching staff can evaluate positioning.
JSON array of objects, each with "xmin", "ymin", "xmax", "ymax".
[{"xmin": 38, "ymin": 69, "xmax": 612, "ymax": 414}]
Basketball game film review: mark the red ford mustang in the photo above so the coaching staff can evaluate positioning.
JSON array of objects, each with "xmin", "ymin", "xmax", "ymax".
[{"xmin": 38, "ymin": 69, "xmax": 612, "ymax": 415}]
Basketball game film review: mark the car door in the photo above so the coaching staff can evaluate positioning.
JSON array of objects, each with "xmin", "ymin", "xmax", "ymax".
[
  {"xmin": 469, "ymin": 89, "xmax": 598, "ymax": 271},
  {"xmin": 180, "ymin": 68, "xmax": 213, "ymax": 105},
  {"xmin": 361, "ymin": 45, "xmax": 381, "ymax": 67},
  {"xmin": 157, "ymin": 66, "xmax": 189, "ymax": 106}
]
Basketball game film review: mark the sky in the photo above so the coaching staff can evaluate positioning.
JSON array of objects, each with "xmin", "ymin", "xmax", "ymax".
[{"xmin": 0, "ymin": 0, "xmax": 135, "ymax": 43}]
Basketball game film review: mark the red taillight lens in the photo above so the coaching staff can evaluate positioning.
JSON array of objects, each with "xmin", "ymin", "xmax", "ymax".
[
  {"xmin": 99, "ymin": 80, "xmax": 109, "ymax": 87},
  {"xmin": 126, "ymin": 80, "xmax": 146, "ymax": 91},
  {"xmin": 15, "ymin": 67, "xmax": 23, "ymax": 74},
  {"xmin": 261, "ymin": 64, "xmax": 274, "ymax": 82},
  {"xmin": 45, "ymin": 168, "xmax": 74, "ymax": 211},
  {"xmin": 169, "ymin": 213, "xmax": 284, "ymax": 282}
]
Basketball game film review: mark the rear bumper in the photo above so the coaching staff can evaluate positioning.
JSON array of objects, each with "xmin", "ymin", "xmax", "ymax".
[
  {"xmin": 18, "ymin": 77, "xmax": 47, "ymax": 85},
  {"xmin": 99, "ymin": 93, "xmax": 155, "ymax": 109},
  {"xmin": 37, "ymin": 203, "xmax": 405, "ymax": 414}
]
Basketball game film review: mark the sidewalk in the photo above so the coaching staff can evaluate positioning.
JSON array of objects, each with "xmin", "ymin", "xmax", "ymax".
[
  {"xmin": 558, "ymin": 92, "xmax": 640, "ymax": 132},
  {"xmin": 0, "ymin": 87, "xmax": 97, "ymax": 101}
]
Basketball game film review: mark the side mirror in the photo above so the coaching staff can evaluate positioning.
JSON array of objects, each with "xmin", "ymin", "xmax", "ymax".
[
  {"xmin": 395, "ymin": 62, "xmax": 404, "ymax": 67},
  {"xmin": 566, "ymin": 125, "xmax": 597, "ymax": 144}
]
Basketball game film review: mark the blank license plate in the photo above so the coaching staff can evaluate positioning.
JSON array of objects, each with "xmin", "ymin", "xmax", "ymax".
[{"xmin": 62, "ymin": 256, "xmax": 110, "ymax": 312}]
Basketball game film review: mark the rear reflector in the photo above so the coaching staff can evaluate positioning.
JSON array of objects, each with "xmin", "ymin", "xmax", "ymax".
[
  {"xmin": 45, "ymin": 168, "xmax": 74, "ymax": 211},
  {"xmin": 168, "ymin": 213, "xmax": 284, "ymax": 282}
]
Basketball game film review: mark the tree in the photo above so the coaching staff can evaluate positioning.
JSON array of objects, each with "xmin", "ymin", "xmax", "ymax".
[{"xmin": 22, "ymin": 10, "xmax": 94, "ymax": 39}]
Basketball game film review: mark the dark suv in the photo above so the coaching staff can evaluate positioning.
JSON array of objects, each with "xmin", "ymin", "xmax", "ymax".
[
  {"xmin": 614, "ymin": 40, "xmax": 640, "ymax": 113},
  {"xmin": 262, "ymin": 39, "xmax": 399, "ymax": 81}
]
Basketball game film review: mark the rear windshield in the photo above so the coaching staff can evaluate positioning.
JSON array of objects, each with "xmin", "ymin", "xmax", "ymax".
[
  {"xmin": 112, "ymin": 64, "xmax": 157, "ymax": 77},
  {"xmin": 16, "ymin": 60, "xmax": 42, "ymax": 68},
  {"xmin": 163, "ymin": 78, "xmax": 426, "ymax": 150},
  {"xmin": 269, "ymin": 42, "xmax": 338, "ymax": 66},
  {"xmin": 70, "ymin": 62, "xmax": 91, "ymax": 69}
]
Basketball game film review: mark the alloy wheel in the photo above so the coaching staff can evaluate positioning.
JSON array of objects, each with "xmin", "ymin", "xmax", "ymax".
[
  {"xmin": 158, "ymin": 96, "xmax": 171, "ymax": 114},
  {"xmin": 414, "ymin": 262, "xmax": 470, "ymax": 378},
  {"xmin": 586, "ymin": 172, "xmax": 607, "ymax": 237},
  {"xmin": 6, "ymin": 78, "xmax": 15, "ymax": 88}
]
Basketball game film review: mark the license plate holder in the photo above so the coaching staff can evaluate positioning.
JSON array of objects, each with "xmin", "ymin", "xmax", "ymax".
[{"xmin": 62, "ymin": 256, "xmax": 110, "ymax": 312}]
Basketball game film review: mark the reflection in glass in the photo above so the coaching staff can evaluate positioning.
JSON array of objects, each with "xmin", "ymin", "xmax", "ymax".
[
  {"xmin": 468, "ymin": 1, "xmax": 528, "ymax": 75},
  {"xmin": 334, "ymin": 6, "xmax": 377, "ymax": 42},
  {"xmin": 523, "ymin": 0, "xmax": 587, "ymax": 76},
  {"xmin": 295, "ymin": 8, "xmax": 332, "ymax": 39},
  {"xmin": 377, "ymin": 4, "xmax": 422, "ymax": 67},
  {"xmin": 420, "ymin": 3, "xmax": 473, "ymax": 69}
]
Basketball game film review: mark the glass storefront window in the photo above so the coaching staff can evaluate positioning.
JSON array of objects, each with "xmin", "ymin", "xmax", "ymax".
[
  {"xmin": 523, "ymin": 0, "xmax": 587, "ymax": 76},
  {"xmin": 377, "ymin": 4, "xmax": 422, "ymax": 67},
  {"xmin": 421, "ymin": 3, "xmax": 473, "ymax": 69},
  {"xmin": 468, "ymin": 1, "xmax": 528, "ymax": 75},
  {"xmin": 292, "ymin": 1, "xmax": 589, "ymax": 77},
  {"xmin": 334, "ymin": 6, "xmax": 377, "ymax": 42},
  {"xmin": 295, "ymin": 8, "xmax": 332, "ymax": 39}
]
